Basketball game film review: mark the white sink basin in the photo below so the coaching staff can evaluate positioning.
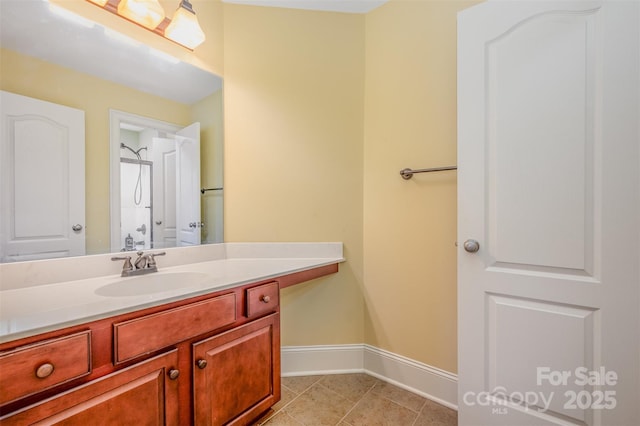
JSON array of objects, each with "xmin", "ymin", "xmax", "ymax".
[{"xmin": 95, "ymin": 272, "xmax": 210, "ymax": 297}]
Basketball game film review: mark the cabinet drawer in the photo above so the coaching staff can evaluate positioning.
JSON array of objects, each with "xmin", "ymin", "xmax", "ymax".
[
  {"xmin": 0, "ymin": 331, "xmax": 91, "ymax": 405},
  {"xmin": 246, "ymin": 282, "xmax": 279, "ymax": 318},
  {"xmin": 114, "ymin": 293, "xmax": 236, "ymax": 363},
  {"xmin": 1, "ymin": 350, "xmax": 179, "ymax": 426}
]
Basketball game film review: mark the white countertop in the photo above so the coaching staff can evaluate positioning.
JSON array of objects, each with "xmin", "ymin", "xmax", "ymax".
[{"xmin": 0, "ymin": 243, "xmax": 344, "ymax": 343}]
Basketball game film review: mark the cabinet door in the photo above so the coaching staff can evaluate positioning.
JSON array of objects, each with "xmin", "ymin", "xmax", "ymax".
[
  {"xmin": 0, "ymin": 350, "xmax": 179, "ymax": 425},
  {"xmin": 193, "ymin": 314, "xmax": 280, "ymax": 426}
]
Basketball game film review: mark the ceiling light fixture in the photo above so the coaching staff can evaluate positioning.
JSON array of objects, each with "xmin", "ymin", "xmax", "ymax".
[
  {"xmin": 85, "ymin": 0, "xmax": 206, "ymax": 50},
  {"xmin": 116, "ymin": 0, "xmax": 165, "ymax": 30},
  {"xmin": 86, "ymin": 0, "xmax": 109, "ymax": 6},
  {"xmin": 165, "ymin": 0, "xmax": 206, "ymax": 49}
]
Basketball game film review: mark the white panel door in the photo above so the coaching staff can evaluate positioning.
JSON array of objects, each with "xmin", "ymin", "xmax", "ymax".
[
  {"xmin": 0, "ymin": 91, "xmax": 85, "ymax": 262},
  {"xmin": 152, "ymin": 137, "xmax": 177, "ymax": 248},
  {"xmin": 175, "ymin": 122, "xmax": 201, "ymax": 246},
  {"xmin": 458, "ymin": 1, "xmax": 639, "ymax": 425}
]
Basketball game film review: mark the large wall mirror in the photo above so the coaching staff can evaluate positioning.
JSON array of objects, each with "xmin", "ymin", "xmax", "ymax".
[{"xmin": 0, "ymin": 0, "xmax": 223, "ymax": 263}]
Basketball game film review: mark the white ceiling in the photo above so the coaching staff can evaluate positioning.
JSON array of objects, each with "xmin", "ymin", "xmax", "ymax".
[
  {"xmin": 222, "ymin": 0, "xmax": 389, "ymax": 14},
  {"xmin": 0, "ymin": 0, "xmax": 221, "ymax": 105}
]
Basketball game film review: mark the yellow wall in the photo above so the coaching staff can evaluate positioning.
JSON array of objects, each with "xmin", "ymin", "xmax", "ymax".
[
  {"xmin": 221, "ymin": 0, "xmax": 479, "ymax": 372},
  {"xmin": 222, "ymin": 5, "xmax": 366, "ymax": 345},
  {"xmin": 192, "ymin": 89, "xmax": 224, "ymax": 243},
  {"xmin": 364, "ymin": 0, "xmax": 479, "ymax": 373},
  {"xmin": 0, "ymin": 48, "xmax": 192, "ymax": 254}
]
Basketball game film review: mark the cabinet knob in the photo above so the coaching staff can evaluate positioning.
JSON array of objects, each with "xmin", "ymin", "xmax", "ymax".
[
  {"xmin": 196, "ymin": 359, "xmax": 208, "ymax": 369},
  {"xmin": 35, "ymin": 363, "xmax": 55, "ymax": 379},
  {"xmin": 260, "ymin": 295, "xmax": 271, "ymax": 303},
  {"xmin": 168, "ymin": 369, "xmax": 180, "ymax": 380}
]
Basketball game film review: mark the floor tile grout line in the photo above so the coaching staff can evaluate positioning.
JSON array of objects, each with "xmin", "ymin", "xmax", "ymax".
[
  {"xmin": 258, "ymin": 380, "xmax": 314, "ymax": 425},
  {"xmin": 265, "ymin": 375, "xmax": 324, "ymax": 423},
  {"xmin": 370, "ymin": 382, "xmax": 426, "ymax": 416},
  {"xmin": 268, "ymin": 373, "xmax": 451, "ymax": 426},
  {"xmin": 410, "ymin": 399, "xmax": 427, "ymax": 426},
  {"xmin": 411, "ymin": 396, "xmax": 430, "ymax": 426},
  {"xmin": 358, "ymin": 381, "xmax": 425, "ymax": 425},
  {"xmin": 315, "ymin": 380, "xmax": 366, "ymax": 425},
  {"xmin": 278, "ymin": 377, "xmax": 360, "ymax": 426},
  {"xmin": 334, "ymin": 382, "xmax": 377, "ymax": 425}
]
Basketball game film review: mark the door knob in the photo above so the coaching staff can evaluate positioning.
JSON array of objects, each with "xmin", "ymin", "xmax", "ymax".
[
  {"xmin": 72, "ymin": 224, "xmax": 83, "ymax": 232},
  {"xmin": 463, "ymin": 239, "xmax": 480, "ymax": 253}
]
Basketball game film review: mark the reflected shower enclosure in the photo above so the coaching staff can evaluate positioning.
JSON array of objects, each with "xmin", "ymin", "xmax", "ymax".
[
  {"xmin": 119, "ymin": 134, "xmax": 152, "ymax": 251},
  {"xmin": 120, "ymin": 157, "xmax": 152, "ymax": 251}
]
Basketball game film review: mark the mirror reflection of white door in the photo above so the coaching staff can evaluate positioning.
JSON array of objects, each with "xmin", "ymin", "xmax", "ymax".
[
  {"xmin": 152, "ymin": 137, "xmax": 177, "ymax": 248},
  {"xmin": 458, "ymin": 1, "xmax": 639, "ymax": 425},
  {"xmin": 0, "ymin": 91, "xmax": 85, "ymax": 262},
  {"xmin": 175, "ymin": 122, "xmax": 201, "ymax": 246}
]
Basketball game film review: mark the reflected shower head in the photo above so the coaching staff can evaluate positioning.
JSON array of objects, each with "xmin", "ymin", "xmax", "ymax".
[{"xmin": 120, "ymin": 143, "xmax": 147, "ymax": 157}]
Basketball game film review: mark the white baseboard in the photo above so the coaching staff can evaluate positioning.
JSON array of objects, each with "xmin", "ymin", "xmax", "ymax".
[{"xmin": 281, "ymin": 344, "xmax": 458, "ymax": 410}]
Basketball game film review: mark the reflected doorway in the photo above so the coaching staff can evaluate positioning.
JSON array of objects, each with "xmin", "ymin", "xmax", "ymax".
[
  {"xmin": 119, "ymin": 141, "xmax": 153, "ymax": 251},
  {"xmin": 110, "ymin": 110, "xmax": 202, "ymax": 253}
]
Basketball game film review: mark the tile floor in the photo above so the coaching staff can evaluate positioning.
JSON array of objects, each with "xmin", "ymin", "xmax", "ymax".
[{"xmin": 253, "ymin": 374, "xmax": 457, "ymax": 426}]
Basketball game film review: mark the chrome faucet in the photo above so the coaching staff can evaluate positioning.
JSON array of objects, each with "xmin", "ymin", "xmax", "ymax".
[{"xmin": 111, "ymin": 251, "xmax": 166, "ymax": 277}]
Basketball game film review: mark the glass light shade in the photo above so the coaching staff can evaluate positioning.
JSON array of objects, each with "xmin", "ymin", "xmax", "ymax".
[
  {"xmin": 88, "ymin": 0, "xmax": 109, "ymax": 6},
  {"xmin": 117, "ymin": 0, "xmax": 166, "ymax": 30},
  {"xmin": 165, "ymin": 2, "xmax": 205, "ymax": 49}
]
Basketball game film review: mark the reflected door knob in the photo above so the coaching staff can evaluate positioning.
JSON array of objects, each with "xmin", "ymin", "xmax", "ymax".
[{"xmin": 463, "ymin": 239, "xmax": 480, "ymax": 253}]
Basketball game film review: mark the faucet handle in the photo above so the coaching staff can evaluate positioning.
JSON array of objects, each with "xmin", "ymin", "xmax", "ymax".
[
  {"xmin": 111, "ymin": 256, "xmax": 133, "ymax": 272},
  {"xmin": 147, "ymin": 251, "xmax": 166, "ymax": 268},
  {"xmin": 134, "ymin": 251, "xmax": 147, "ymax": 269}
]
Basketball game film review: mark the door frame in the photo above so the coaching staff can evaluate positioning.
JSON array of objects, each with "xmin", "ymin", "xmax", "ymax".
[{"xmin": 109, "ymin": 110, "xmax": 182, "ymax": 253}]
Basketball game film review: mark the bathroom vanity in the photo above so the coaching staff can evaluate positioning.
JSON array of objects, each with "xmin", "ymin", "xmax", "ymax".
[{"xmin": 0, "ymin": 243, "xmax": 343, "ymax": 425}]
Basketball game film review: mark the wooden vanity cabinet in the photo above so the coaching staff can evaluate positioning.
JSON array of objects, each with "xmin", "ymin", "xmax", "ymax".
[{"xmin": 0, "ymin": 277, "xmax": 299, "ymax": 425}]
